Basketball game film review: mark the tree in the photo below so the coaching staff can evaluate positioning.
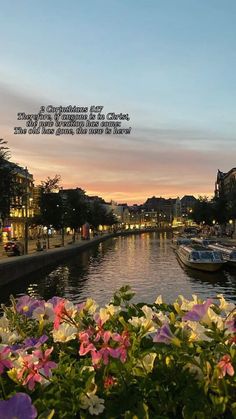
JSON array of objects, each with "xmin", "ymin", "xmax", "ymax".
[
  {"xmin": 63, "ymin": 189, "xmax": 88, "ymax": 241},
  {"xmin": 36, "ymin": 176, "xmax": 62, "ymax": 226},
  {"xmin": 191, "ymin": 197, "xmax": 214, "ymax": 225},
  {"xmin": 212, "ymin": 193, "xmax": 229, "ymax": 225},
  {"xmin": 0, "ymin": 139, "xmax": 11, "ymax": 161},
  {"xmin": 39, "ymin": 193, "xmax": 63, "ymax": 230},
  {"xmin": 104, "ymin": 210, "xmax": 118, "ymax": 228},
  {"xmin": 0, "ymin": 140, "xmax": 16, "ymax": 226},
  {"xmin": 40, "ymin": 175, "xmax": 61, "ymax": 193},
  {"xmin": 87, "ymin": 201, "xmax": 117, "ymax": 230}
]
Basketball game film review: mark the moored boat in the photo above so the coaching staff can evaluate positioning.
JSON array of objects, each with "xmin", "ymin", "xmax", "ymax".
[
  {"xmin": 175, "ymin": 245, "xmax": 226, "ymax": 272},
  {"xmin": 207, "ymin": 243, "xmax": 236, "ymax": 267},
  {"xmin": 171, "ymin": 237, "xmax": 192, "ymax": 250},
  {"xmin": 191, "ymin": 237, "xmax": 213, "ymax": 247}
]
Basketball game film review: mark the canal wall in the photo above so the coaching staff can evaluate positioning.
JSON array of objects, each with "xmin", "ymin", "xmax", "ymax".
[
  {"xmin": 0, "ymin": 228, "xmax": 172, "ymax": 286},
  {"xmin": 0, "ymin": 234, "xmax": 115, "ymax": 286}
]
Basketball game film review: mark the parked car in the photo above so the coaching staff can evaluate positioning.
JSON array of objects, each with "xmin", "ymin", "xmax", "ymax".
[{"xmin": 4, "ymin": 241, "xmax": 24, "ymax": 256}]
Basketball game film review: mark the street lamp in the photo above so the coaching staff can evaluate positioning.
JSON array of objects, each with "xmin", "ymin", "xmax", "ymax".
[
  {"xmin": 23, "ymin": 199, "xmax": 29, "ymax": 255},
  {"xmin": 59, "ymin": 207, "xmax": 67, "ymax": 247},
  {"xmin": 22, "ymin": 167, "xmax": 32, "ymax": 255}
]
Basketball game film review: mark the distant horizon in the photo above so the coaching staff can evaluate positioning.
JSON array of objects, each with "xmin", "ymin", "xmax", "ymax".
[{"xmin": 8, "ymin": 151, "xmax": 215, "ymax": 205}]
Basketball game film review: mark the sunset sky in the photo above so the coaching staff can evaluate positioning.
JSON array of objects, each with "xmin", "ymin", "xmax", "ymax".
[{"xmin": 0, "ymin": 1, "xmax": 236, "ymax": 204}]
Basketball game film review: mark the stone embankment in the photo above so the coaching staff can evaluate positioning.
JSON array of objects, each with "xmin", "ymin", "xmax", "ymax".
[{"xmin": 0, "ymin": 234, "xmax": 114, "ymax": 286}]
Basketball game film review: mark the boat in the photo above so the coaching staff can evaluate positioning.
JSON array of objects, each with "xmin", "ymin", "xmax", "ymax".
[
  {"xmin": 191, "ymin": 237, "xmax": 213, "ymax": 247},
  {"xmin": 171, "ymin": 237, "xmax": 192, "ymax": 250},
  {"xmin": 207, "ymin": 243, "xmax": 236, "ymax": 267},
  {"xmin": 175, "ymin": 244, "xmax": 226, "ymax": 272}
]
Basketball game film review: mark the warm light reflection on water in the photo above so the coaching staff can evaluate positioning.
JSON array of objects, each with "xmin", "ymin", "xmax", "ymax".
[{"xmin": 1, "ymin": 232, "xmax": 236, "ymax": 305}]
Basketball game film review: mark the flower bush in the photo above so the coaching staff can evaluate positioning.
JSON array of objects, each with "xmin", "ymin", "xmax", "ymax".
[{"xmin": 0, "ymin": 286, "xmax": 235, "ymax": 418}]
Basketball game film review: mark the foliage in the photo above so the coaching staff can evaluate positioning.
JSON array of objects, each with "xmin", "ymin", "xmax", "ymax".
[
  {"xmin": 40, "ymin": 175, "xmax": 61, "ymax": 194},
  {"xmin": 36, "ymin": 182, "xmax": 117, "ymax": 232},
  {"xmin": 38, "ymin": 192, "xmax": 63, "ymax": 229},
  {"xmin": 63, "ymin": 189, "xmax": 88, "ymax": 236},
  {"xmin": 212, "ymin": 193, "xmax": 229, "ymax": 225},
  {"xmin": 0, "ymin": 139, "xmax": 11, "ymax": 161},
  {"xmin": 87, "ymin": 201, "xmax": 117, "ymax": 230},
  {"xmin": 0, "ymin": 140, "xmax": 23, "ymax": 223},
  {"xmin": 0, "ymin": 140, "xmax": 12, "ymax": 221},
  {"xmin": 192, "ymin": 197, "xmax": 214, "ymax": 225},
  {"xmin": 0, "ymin": 287, "xmax": 235, "ymax": 418}
]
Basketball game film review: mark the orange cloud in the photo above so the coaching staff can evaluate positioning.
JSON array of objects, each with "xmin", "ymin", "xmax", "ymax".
[{"xmin": 1, "ymin": 84, "xmax": 235, "ymax": 204}]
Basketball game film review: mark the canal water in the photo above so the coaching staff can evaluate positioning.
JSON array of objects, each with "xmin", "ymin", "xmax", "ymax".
[{"xmin": 1, "ymin": 232, "xmax": 236, "ymax": 306}]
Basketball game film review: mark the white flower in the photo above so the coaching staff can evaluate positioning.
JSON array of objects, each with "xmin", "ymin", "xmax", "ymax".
[
  {"xmin": 64, "ymin": 301, "xmax": 78, "ymax": 318},
  {"xmin": 0, "ymin": 315, "xmax": 21, "ymax": 344},
  {"xmin": 141, "ymin": 305, "xmax": 155, "ymax": 320},
  {"xmin": 178, "ymin": 295, "xmax": 199, "ymax": 311},
  {"xmin": 83, "ymin": 298, "xmax": 98, "ymax": 315},
  {"xmin": 53, "ymin": 323, "xmax": 77, "ymax": 342},
  {"xmin": 32, "ymin": 302, "xmax": 55, "ymax": 323},
  {"xmin": 217, "ymin": 294, "xmax": 235, "ymax": 314},
  {"xmin": 128, "ymin": 316, "xmax": 156, "ymax": 334},
  {"xmin": 0, "ymin": 329, "xmax": 20, "ymax": 344},
  {"xmin": 155, "ymin": 311, "xmax": 170, "ymax": 324},
  {"xmin": 80, "ymin": 393, "xmax": 105, "ymax": 416},
  {"xmin": 0, "ymin": 315, "xmax": 10, "ymax": 329},
  {"xmin": 98, "ymin": 308, "xmax": 111, "ymax": 325},
  {"xmin": 180, "ymin": 320, "xmax": 211, "ymax": 342},
  {"xmin": 141, "ymin": 305, "xmax": 169, "ymax": 326},
  {"xmin": 134, "ymin": 353, "xmax": 157, "ymax": 375},
  {"xmin": 206, "ymin": 308, "xmax": 224, "ymax": 330},
  {"xmin": 155, "ymin": 295, "xmax": 163, "ymax": 304},
  {"xmin": 105, "ymin": 304, "xmax": 121, "ymax": 316}
]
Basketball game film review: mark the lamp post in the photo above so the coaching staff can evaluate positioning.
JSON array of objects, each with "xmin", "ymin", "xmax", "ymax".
[
  {"xmin": 22, "ymin": 167, "xmax": 30, "ymax": 255},
  {"xmin": 23, "ymin": 195, "xmax": 34, "ymax": 254},
  {"xmin": 56, "ymin": 204, "xmax": 66, "ymax": 247},
  {"xmin": 61, "ymin": 211, "xmax": 67, "ymax": 246},
  {"xmin": 23, "ymin": 194, "xmax": 29, "ymax": 255},
  {"xmin": 72, "ymin": 208, "xmax": 76, "ymax": 242}
]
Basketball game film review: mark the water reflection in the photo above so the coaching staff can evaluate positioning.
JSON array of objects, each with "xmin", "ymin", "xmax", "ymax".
[{"xmin": 0, "ymin": 233, "xmax": 236, "ymax": 306}]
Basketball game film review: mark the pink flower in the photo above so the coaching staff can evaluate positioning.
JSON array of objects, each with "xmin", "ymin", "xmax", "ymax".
[
  {"xmin": 53, "ymin": 300, "xmax": 66, "ymax": 329},
  {"xmin": 217, "ymin": 355, "xmax": 235, "ymax": 379},
  {"xmin": 33, "ymin": 347, "xmax": 57, "ymax": 376},
  {"xmin": 228, "ymin": 335, "xmax": 236, "ymax": 345},
  {"xmin": 79, "ymin": 342, "xmax": 96, "ymax": 356},
  {"xmin": 79, "ymin": 327, "xmax": 131, "ymax": 366},
  {"xmin": 112, "ymin": 331, "xmax": 130, "ymax": 363},
  {"xmin": 225, "ymin": 315, "xmax": 236, "ymax": 333},
  {"xmin": 17, "ymin": 348, "xmax": 57, "ymax": 390},
  {"xmin": 91, "ymin": 331, "xmax": 113, "ymax": 365},
  {"xmin": 23, "ymin": 368, "xmax": 42, "ymax": 390},
  {"xmin": 0, "ymin": 347, "xmax": 13, "ymax": 374},
  {"xmin": 104, "ymin": 375, "xmax": 117, "ymax": 389},
  {"xmin": 91, "ymin": 350, "xmax": 102, "ymax": 365},
  {"xmin": 94, "ymin": 313, "xmax": 104, "ymax": 327},
  {"xmin": 17, "ymin": 355, "xmax": 42, "ymax": 390},
  {"xmin": 113, "ymin": 331, "xmax": 130, "ymax": 346},
  {"xmin": 79, "ymin": 331, "xmax": 96, "ymax": 356}
]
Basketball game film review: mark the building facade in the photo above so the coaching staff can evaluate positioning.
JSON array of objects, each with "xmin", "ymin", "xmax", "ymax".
[
  {"xmin": 1, "ymin": 162, "xmax": 37, "ymax": 241},
  {"xmin": 215, "ymin": 168, "xmax": 236, "ymax": 198}
]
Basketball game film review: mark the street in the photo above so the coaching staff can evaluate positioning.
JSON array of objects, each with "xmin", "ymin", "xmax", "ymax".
[{"xmin": 0, "ymin": 234, "xmax": 83, "ymax": 260}]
